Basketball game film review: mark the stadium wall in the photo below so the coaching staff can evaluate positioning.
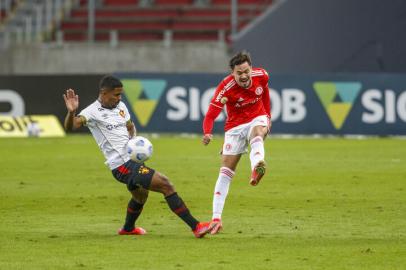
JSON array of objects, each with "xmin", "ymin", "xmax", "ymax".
[
  {"xmin": 233, "ymin": 0, "xmax": 406, "ymax": 73},
  {"xmin": 0, "ymin": 42, "xmax": 229, "ymax": 75},
  {"xmin": 1, "ymin": 73, "xmax": 405, "ymax": 136}
]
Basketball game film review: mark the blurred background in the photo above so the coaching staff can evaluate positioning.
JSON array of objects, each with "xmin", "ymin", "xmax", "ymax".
[{"xmin": 0, "ymin": 0, "xmax": 405, "ymax": 136}]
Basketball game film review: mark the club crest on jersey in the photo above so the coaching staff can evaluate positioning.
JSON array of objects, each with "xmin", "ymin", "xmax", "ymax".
[
  {"xmin": 220, "ymin": 97, "xmax": 228, "ymax": 104},
  {"xmin": 119, "ymin": 110, "xmax": 125, "ymax": 118},
  {"xmin": 255, "ymin": 87, "xmax": 263, "ymax": 95},
  {"xmin": 138, "ymin": 166, "xmax": 150, "ymax": 175}
]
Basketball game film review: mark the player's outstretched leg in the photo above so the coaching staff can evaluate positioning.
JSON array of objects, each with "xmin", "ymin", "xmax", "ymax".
[
  {"xmin": 118, "ymin": 189, "xmax": 148, "ymax": 235},
  {"xmin": 249, "ymin": 136, "xmax": 266, "ymax": 186},
  {"xmin": 211, "ymin": 167, "xmax": 235, "ymax": 234},
  {"xmin": 150, "ymin": 172, "xmax": 214, "ymax": 238},
  {"xmin": 118, "ymin": 198, "xmax": 146, "ymax": 235},
  {"xmin": 165, "ymin": 192, "xmax": 214, "ymax": 238}
]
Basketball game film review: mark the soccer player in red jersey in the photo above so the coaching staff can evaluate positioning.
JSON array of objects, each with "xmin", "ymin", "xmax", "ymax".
[{"xmin": 202, "ymin": 51, "xmax": 271, "ymax": 234}]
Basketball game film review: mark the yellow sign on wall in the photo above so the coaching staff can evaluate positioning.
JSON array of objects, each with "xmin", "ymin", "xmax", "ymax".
[{"xmin": 0, "ymin": 115, "xmax": 66, "ymax": 138}]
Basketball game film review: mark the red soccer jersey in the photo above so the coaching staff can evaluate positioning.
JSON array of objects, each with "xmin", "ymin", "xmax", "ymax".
[{"xmin": 203, "ymin": 67, "xmax": 271, "ymax": 134}]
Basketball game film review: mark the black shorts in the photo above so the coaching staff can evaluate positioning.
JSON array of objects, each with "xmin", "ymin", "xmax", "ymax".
[{"xmin": 112, "ymin": 160, "xmax": 155, "ymax": 191}]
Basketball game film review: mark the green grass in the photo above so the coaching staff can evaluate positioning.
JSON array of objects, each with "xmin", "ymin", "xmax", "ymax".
[{"xmin": 0, "ymin": 135, "xmax": 405, "ymax": 270}]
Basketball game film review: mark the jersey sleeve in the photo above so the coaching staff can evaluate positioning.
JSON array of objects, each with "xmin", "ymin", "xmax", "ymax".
[
  {"xmin": 202, "ymin": 81, "xmax": 227, "ymax": 134},
  {"xmin": 78, "ymin": 105, "xmax": 94, "ymax": 127},
  {"xmin": 122, "ymin": 102, "xmax": 131, "ymax": 122},
  {"xmin": 203, "ymin": 105, "xmax": 222, "ymax": 134},
  {"xmin": 261, "ymin": 69, "xmax": 271, "ymax": 117}
]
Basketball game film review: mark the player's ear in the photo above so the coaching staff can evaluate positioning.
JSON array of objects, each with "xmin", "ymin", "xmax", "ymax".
[{"xmin": 100, "ymin": 88, "xmax": 108, "ymax": 95}]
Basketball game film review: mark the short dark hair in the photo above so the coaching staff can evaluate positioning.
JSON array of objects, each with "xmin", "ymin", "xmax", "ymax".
[
  {"xmin": 229, "ymin": 51, "xmax": 252, "ymax": 70},
  {"xmin": 99, "ymin": 75, "xmax": 123, "ymax": 91}
]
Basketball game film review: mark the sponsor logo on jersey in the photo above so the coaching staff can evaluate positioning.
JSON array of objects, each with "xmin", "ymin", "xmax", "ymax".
[
  {"xmin": 237, "ymin": 97, "xmax": 244, "ymax": 102},
  {"xmin": 106, "ymin": 123, "xmax": 126, "ymax": 130},
  {"xmin": 215, "ymin": 88, "xmax": 228, "ymax": 102},
  {"xmin": 313, "ymin": 81, "xmax": 362, "ymax": 129},
  {"xmin": 121, "ymin": 79, "xmax": 167, "ymax": 127},
  {"xmin": 215, "ymin": 80, "xmax": 236, "ymax": 102},
  {"xmin": 235, "ymin": 97, "xmax": 260, "ymax": 108}
]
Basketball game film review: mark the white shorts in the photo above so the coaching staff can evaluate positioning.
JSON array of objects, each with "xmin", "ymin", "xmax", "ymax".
[{"xmin": 222, "ymin": 115, "xmax": 269, "ymax": 155}]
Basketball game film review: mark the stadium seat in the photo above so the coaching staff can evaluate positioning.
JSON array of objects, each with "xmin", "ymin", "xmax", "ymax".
[{"xmin": 57, "ymin": 0, "xmax": 273, "ymax": 42}]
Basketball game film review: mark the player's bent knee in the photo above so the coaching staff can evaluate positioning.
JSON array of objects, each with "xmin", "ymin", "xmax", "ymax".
[
  {"xmin": 160, "ymin": 175, "xmax": 175, "ymax": 194},
  {"xmin": 150, "ymin": 172, "xmax": 175, "ymax": 195},
  {"xmin": 131, "ymin": 189, "xmax": 149, "ymax": 204}
]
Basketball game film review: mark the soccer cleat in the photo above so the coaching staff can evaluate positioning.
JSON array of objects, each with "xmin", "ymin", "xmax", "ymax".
[
  {"xmin": 193, "ymin": 222, "xmax": 215, "ymax": 238},
  {"xmin": 250, "ymin": 160, "xmax": 266, "ymax": 186},
  {"xmin": 118, "ymin": 227, "xmax": 147, "ymax": 235},
  {"xmin": 210, "ymin": 218, "xmax": 223, "ymax": 235}
]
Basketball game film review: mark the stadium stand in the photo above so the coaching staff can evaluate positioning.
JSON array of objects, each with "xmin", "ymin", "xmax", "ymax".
[
  {"xmin": 59, "ymin": 0, "xmax": 273, "ymax": 42},
  {"xmin": 0, "ymin": 0, "xmax": 19, "ymax": 49},
  {"xmin": 0, "ymin": 0, "xmax": 17, "ymax": 24},
  {"xmin": 0, "ymin": 0, "xmax": 76, "ymax": 47}
]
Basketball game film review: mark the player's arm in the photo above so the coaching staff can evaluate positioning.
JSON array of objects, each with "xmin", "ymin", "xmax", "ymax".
[
  {"xmin": 63, "ymin": 88, "xmax": 84, "ymax": 131},
  {"xmin": 262, "ymin": 71, "xmax": 272, "ymax": 132},
  {"xmin": 127, "ymin": 120, "xmax": 136, "ymax": 138},
  {"xmin": 202, "ymin": 82, "xmax": 227, "ymax": 145},
  {"xmin": 202, "ymin": 104, "xmax": 223, "ymax": 145}
]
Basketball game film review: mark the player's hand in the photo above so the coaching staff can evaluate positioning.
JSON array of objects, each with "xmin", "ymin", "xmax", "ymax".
[
  {"xmin": 202, "ymin": 134, "xmax": 213, "ymax": 145},
  {"xmin": 63, "ymin": 88, "xmax": 79, "ymax": 113}
]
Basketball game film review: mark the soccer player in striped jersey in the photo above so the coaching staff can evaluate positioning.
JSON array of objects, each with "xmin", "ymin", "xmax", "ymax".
[
  {"xmin": 202, "ymin": 51, "xmax": 271, "ymax": 234},
  {"xmin": 63, "ymin": 75, "xmax": 214, "ymax": 238}
]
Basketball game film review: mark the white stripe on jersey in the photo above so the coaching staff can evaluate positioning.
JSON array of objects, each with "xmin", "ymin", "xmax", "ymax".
[
  {"xmin": 210, "ymin": 102, "xmax": 223, "ymax": 109},
  {"xmin": 251, "ymin": 71, "xmax": 264, "ymax": 77},
  {"xmin": 215, "ymin": 79, "xmax": 236, "ymax": 102},
  {"xmin": 224, "ymin": 80, "xmax": 236, "ymax": 90}
]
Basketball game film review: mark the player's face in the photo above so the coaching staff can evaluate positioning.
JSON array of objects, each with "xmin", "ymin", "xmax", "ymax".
[
  {"xmin": 100, "ymin": 87, "xmax": 123, "ymax": 109},
  {"xmin": 232, "ymin": 62, "xmax": 252, "ymax": 88}
]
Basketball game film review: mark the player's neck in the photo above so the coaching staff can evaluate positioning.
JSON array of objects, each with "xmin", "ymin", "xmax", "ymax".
[{"xmin": 97, "ymin": 98, "xmax": 114, "ymax": 109}]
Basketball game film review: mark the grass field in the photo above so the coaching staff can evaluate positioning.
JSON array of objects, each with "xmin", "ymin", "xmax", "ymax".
[{"xmin": 0, "ymin": 135, "xmax": 405, "ymax": 270}]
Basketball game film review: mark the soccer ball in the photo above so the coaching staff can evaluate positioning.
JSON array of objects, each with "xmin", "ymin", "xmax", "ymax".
[{"xmin": 127, "ymin": 136, "xmax": 153, "ymax": 163}]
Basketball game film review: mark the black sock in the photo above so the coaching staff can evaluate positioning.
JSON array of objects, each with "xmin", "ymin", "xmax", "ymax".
[
  {"xmin": 123, "ymin": 199, "xmax": 144, "ymax": 231},
  {"xmin": 165, "ymin": 192, "xmax": 199, "ymax": 230}
]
